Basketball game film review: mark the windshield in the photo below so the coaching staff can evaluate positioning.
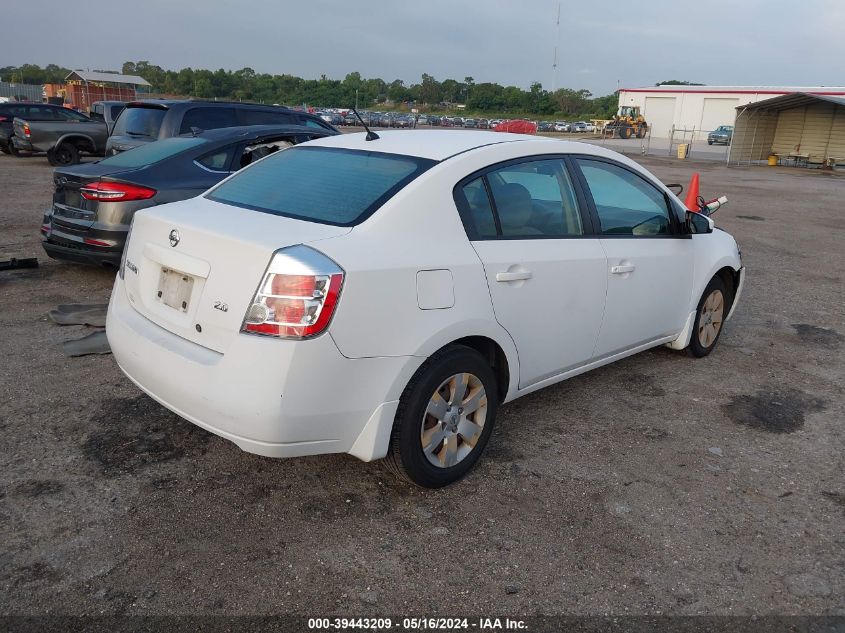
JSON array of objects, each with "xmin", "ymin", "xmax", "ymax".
[
  {"xmin": 207, "ymin": 146, "xmax": 436, "ymax": 226},
  {"xmin": 112, "ymin": 106, "xmax": 167, "ymax": 138},
  {"xmin": 97, "ymin": 137, "xmax": 208, "ymax": 168}
]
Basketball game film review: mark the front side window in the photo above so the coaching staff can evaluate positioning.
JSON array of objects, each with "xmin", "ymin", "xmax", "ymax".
[
  {"xmin": 487, "ymin": 159, "xmax": 583, "ymax": 237},
  {"xmin": 576, "ymin": 159, "xmax": 671, "ymax": 236},
  {"xmin": 207, "ymin": 146, "xmax": 435, "ymax": 226}
]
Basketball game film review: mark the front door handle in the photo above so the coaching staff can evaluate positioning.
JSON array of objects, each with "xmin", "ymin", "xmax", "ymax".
[
  {"xmin": 496, "ymin": 271, "xmax": 533, "ymax": 282},
  {"xmin": 611, "ymin": 264, "xmax": 635, "ymax": 274}
]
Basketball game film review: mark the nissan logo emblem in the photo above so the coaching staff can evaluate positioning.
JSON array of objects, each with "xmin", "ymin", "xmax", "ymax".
[{"xmin": 169, "ymin": 229, "xmax": 180, "ymax": 248}]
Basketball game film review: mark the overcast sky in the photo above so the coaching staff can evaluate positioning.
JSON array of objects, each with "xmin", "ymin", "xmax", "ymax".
[{"xmin": 3, "ymin": 0, "xmax": 843, "ymax": 96}]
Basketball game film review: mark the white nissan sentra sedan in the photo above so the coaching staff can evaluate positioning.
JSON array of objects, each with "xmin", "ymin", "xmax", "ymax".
[{"xmin": 107, "ymin": 130, "xmax": 745, "ymax": 487}]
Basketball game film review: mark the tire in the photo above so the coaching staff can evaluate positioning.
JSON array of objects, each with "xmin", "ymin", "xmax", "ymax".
[
  {"xmin": 0, "ymin": 141, "xmax": 10, "ymax": 155},
  {"xmin": 619, "ymin": 124, "xmax": 633, "ymax": 139},
  {"xmin": 686, "ymin": 276, "xmax": 730, "ymax": 358},
  {"xmin": 47, "ymin": 143, "xmax": 80, "ymax": 166},
  {"xmin": 708, "ymin": 140, "xmax": 713, "ymax": 145},
  {"xmin": 636, "ymin": 125, "xmax": 646, "ymax": 139},
  {"xmin": 384, "ymin": 345, "xmax": 499, "ymax": 488}
]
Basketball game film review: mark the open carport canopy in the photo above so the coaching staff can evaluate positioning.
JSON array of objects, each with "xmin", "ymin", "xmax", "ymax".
[{"xmin": 728, "ymin": 93, "xmax": 845, "ymax": 166}]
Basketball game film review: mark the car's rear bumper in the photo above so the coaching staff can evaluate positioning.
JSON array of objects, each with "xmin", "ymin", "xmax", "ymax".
[
  {"xmin": 11, "ymin": 137, "xmax": 35, "ymax": 152},
  {"xmin": 42, "ymin": 238, "xmax": 122, "ymax": 267},
  {"xmin": 106, "ymin": 277, "xmax": 422, "ymax": 461}
]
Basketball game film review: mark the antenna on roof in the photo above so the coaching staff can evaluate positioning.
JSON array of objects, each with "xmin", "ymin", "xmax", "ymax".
[{"xmin": 351, "ymin": 107, "xmax": 379, "ymax": 141}]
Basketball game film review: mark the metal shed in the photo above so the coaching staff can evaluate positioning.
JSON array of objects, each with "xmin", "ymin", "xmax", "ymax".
[
  {"xmin": 728, "ymin": 93, "xmax": 845, "ymax": 167},
  {"xmin": 62, "ymin": 71, "xmax": 151, "ymax": 110}
]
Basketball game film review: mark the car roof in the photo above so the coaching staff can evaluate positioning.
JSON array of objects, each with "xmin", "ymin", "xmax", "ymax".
[
  {"xmin": 124, "ymin": 99, "xmax": 297, "ymax": 111},
  {"xmin": 188, "ymin": 124, "xmax": 337, "ymax": 141},
  {"xmin": 303, "ymin": 130, "xmax": 555, "ymax": 161}
]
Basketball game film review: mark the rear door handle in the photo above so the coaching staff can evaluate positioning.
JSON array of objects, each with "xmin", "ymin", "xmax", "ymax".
[
  {"xmin": 496, "ymin": 271, "xmax": 533, "ymax": 282},
  {"xmin": 611, "ymin": 264, "xmax": 635, "ymax": 274}
]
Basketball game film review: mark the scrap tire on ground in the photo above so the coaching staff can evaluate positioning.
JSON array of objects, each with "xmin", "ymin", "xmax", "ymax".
[{"xmin": 47, "ymin": 142, "xmax": 80, "ymax": 166}]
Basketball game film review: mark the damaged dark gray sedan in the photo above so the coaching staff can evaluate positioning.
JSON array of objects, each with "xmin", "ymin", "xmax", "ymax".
[{"xmin": 41, "ymin": 124, "xmax": 337, "ymax": 267}]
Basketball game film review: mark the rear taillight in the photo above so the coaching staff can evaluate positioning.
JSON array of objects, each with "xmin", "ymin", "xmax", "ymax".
[
  {"xmin": 241, "ymin": 245, "xmax": 344, "ymax": 340},
  {"xmin": 23, "ymin": 123, "xmax": 31, "ymax": 137},
  {"xmin": 0, "ymin": 115, "xmax": 8, "ymax": 122},
  {"xmin": 80, "ymin": 182, "xmax": 156, "ymax": 202}
]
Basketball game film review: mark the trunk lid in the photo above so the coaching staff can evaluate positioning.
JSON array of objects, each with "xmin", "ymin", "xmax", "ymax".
[
  {"xmin": 121, "ymin": 196, "xmax": 351, "ymax": 353},
  {"xmin": 52, "ymin": 164, "xmax": 144, "ymax": 225}
]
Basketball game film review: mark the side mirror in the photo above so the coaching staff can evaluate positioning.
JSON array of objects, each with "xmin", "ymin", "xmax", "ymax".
[
  {"xmin": 686, "ymin": 210, "xmax": 714, "ymax": 234},
  {"xmin": 666, "ymin": 183, "xmax": 684, "ymax": 196}
]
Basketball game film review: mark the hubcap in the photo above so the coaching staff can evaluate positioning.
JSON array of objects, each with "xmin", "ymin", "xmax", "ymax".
[
  {"xmin": 698, "ymin": 289, "xmax": 725, "ymax": 348},
  {"xmin": 420, "ymin": 372, "xmax": 487, "ymax": 469}
]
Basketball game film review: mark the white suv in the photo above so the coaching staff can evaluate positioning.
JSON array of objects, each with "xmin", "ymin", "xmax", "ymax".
[{"xmin": 107, "ymin": 130, "xmax": 744, "ymax": 487}]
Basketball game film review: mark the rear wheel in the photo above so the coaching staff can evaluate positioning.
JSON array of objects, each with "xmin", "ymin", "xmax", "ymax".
[
  {"xmin": 47, "ymin": 142, "xmax": 80, "ymax": 166},
  {"xmin": 636, "ymin": 124, "xmax": 647, "ymax": 138},
  {"xmin": 687, "ymin": 276, "xmax": 729, "ymax": 358},
  {"xmin": 385, "ymin": 346, "xmax": 499, "ymax": 488},
  {"xmin": 0, "ymin": 141, "xmax": 10, "ymax": 155},
  {"xmin": 619, "ymin": 124, "xmax": 633, "ymax": 139}
]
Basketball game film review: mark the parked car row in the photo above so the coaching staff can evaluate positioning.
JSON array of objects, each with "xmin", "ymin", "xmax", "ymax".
[{"xmin": 3, "ymin": 99, "xmax": 338, "ymax": 165}]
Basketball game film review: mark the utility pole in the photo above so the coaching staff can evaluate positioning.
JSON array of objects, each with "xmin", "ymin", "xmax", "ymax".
[{"xmin": 552, "ymin": 2, "xmax": 560, "ymax": 93}]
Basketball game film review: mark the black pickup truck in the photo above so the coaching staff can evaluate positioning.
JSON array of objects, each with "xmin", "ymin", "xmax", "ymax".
[{"xmin": 11, "ymin": 105, "xmax": 110, "ymax": 165}]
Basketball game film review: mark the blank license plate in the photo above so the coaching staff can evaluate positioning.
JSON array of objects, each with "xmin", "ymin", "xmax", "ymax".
[{"xmin": 157, "ymin": 268, "xmax": 194, "ymax": 312}]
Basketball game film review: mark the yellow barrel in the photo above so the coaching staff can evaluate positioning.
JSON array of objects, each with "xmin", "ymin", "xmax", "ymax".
[
  {"xmin": 677, "ymin": 144, "xmax": 688, "ymax": 159},
  {"xmin": 768, "ymin": 155, "xmax": 778, "ymax": 166}
]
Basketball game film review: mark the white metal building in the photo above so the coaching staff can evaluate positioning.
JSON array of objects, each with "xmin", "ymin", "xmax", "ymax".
[{"xmin": 617, "ymin": 85, "xmax": 845, "ymax": 139}]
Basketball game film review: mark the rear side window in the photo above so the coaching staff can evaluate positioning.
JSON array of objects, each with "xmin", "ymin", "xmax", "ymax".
[
  {"xmin": 576, "ymin": 159, "xmax": 671, "ymax": 236},
  {"xmin": 457, "ymin": 159, "xmax": 583, "ymax": 239},
  {"xmin": 109, "ymin": 105, "xmax": 125, "ymax": 119},
  {"xmin": 459, "ymin": 178, "xmax": 498, "ymax": 239},
  {"xmin": 97, "ymin": 137, "xmax": 208, "ymax": 168},
  {"xmin": 237, "ymin": 109, "xmax": 295, "ymax": 125},
  {"xmin": 196, "ymin": 146, "xmax": 235, "ymax": 172},
  {"xmin": 112, "ymin": 107, "xmax": 166, "ymax": 138},
  {"xmin": 207, "ymin": 146, "xmax": 435, "ymax": 226},
  {"xmin": 179, "ymin": 107, "xmax": 237, "ymax": 133}
]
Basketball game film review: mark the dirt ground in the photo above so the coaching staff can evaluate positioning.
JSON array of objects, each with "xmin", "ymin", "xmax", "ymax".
[{"xmin": 0, "ymin": 146, "xmax": 843, "ymax": 619}]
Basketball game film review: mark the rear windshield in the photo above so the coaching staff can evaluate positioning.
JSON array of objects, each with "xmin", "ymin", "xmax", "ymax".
[
  {"xmin": 206, "ymin": 146, "xmax": 436, "ymax": 226},
  {"xmin": 112, "ymin": 106, "xmax": 167, "ymax": 138},
  {"xmin": 96, "ymin": 137, "xmax": 208, "ymax": 168}
]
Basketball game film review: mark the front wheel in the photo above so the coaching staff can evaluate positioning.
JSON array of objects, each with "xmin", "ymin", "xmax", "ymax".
[
  {"xmin": 385, "ymin": 346, "xmax": 499, "ymax": 488},
  {"xmin": 687, "ymin": 276, "xmax": 729, "ymax": 358},
  {"xmin": 47, "ymin": 143, "xmax": 80, "ymax": 166}
]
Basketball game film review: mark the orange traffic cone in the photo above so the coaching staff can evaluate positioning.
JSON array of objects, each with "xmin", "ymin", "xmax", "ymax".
[{"xmin": 684, "ymin": 173, "xmax": 701, "ymax": 212}]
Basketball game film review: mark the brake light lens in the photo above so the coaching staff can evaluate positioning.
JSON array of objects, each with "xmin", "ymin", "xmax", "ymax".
[
  {"xmin": 242, "ymin": 245, "xmax": 344, "ymax": 340},
  {"xmin": 23, "ymin": 123, "xmax": 31, "ymax": 137},
  {"xmin": 80, "ymin": 182, "xmax": 156, "ymax": 202}
]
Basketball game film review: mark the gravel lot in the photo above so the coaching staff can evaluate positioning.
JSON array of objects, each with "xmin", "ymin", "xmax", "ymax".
[{"xmin": 1, "ymin": 146, "xmax": 843, "ymax": 618}]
